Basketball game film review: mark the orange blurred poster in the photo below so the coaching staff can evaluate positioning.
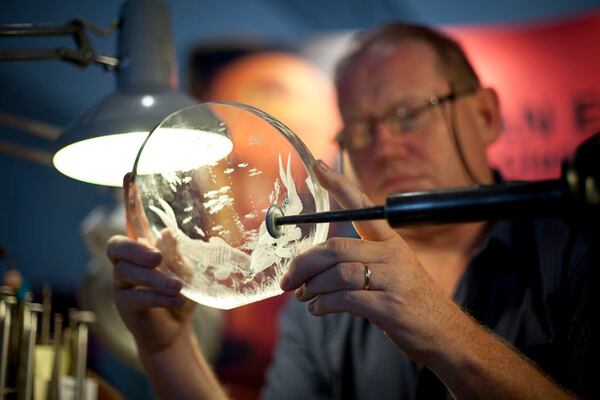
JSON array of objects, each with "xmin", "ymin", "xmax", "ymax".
[{"xmin": 448, "ymin": 11, "xmax": 600, "ymax": 180}]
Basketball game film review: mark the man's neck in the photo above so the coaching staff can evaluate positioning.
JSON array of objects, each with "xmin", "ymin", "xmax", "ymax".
[{"xmin": 398, "ymin": 221, "xmax": 488, "ymax": 255}]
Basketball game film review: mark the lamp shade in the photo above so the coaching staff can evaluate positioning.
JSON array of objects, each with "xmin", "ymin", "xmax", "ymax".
[{"xmin": 53, "ymin": 89, "xmax": 199, "ymax": 186}]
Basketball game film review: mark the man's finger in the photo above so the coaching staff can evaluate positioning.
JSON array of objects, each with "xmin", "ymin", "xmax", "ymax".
[
  {"xmin": 106, "ymin": 235, "xmax": 162, "ymax": 267},
  {"xmin": 281, "ymin": 237, "xmax": 382, "ymax": 291},
  {"xmin": 307, "ymin": 289, "xmax": 379, "ymax": 318},
  {"xmin": 114, "ymin": 260, "xmax": 182, "ymax": 294},
  {"xmin": 296, "ymin": 261, "xmax": 372, "ymax": 301},
  {"xmin": 114, "ymin": 288, "xmax": 185, "ymax": 313},
  {"xmin": 312, "ymin": 159, "xmax": 396, "ymax": 241},
  {"xmin": 123, "ymin": 173, "xmax": 152, "ymax": 243}
]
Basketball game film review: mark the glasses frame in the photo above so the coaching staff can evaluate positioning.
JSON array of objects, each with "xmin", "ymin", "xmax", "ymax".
[{"xmin": 336, "ymin": 86, "xmax": 478, "ymax": 151}]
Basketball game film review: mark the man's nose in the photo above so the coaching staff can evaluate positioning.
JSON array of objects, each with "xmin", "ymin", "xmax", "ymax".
[{"xmin": 371, "ymin": 121, "xmax": 409, "ymax": 159}]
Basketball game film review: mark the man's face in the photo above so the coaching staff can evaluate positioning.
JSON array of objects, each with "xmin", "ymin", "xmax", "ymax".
[{"xmin": 337, "ymin": 39, "xmax": 492, "ymax": 205}]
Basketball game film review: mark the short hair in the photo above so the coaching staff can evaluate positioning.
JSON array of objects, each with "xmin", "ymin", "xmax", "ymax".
[{"xmin": 335, "ymin": 22, "xmax": 481, "ymax": 92}]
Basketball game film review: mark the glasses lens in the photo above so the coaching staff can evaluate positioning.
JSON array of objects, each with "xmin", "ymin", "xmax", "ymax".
[
  {"xmin": 385, "ymin": 104, "xmax": 433, "ymax": 134},
  {"xmin": 343, "ymin": 122, "xmax": 372, "ymax": 150}
]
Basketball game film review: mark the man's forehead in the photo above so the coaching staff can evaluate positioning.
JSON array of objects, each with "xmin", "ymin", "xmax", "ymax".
[
  {"xmin": 365, "ymin": 38, "xmax": 437, "ymax": 60},
  {"xmin": 338, "ymin": 39, "xmax": 447, "ymax": 114},
  {"xmin": 348, "ymin": 39, "xmax": 442, "ymax": 84}
]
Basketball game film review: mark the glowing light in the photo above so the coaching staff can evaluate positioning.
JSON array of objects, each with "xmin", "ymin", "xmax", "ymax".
[
  {"xmin": 141, "ymin": 95, "xmax": 155, "ymax": 107},
  {"xmin": 53, "ymin": 129, "xmax": 233, "ymax": 186}
]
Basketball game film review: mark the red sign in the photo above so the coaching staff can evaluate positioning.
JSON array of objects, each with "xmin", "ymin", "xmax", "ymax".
[{"xmin": 448, "ymin": 12, "xmax": 600, "ymax": 180}]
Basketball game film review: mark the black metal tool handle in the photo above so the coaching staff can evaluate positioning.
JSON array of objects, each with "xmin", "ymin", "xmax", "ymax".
[
  {"xmin": 384, "ymin": 180, "xmax": 566, "ymax": 227},
  {"xmin": 274, "ymin": 180, "xmax": 566, "ymax": 229}
]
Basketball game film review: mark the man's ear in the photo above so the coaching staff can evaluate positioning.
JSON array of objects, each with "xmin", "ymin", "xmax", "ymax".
[{"xmin": 474, "ymin": 87, "xmax": 501, "ymax": 144}]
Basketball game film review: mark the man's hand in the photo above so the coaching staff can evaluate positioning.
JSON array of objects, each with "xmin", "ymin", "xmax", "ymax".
[
  {"xmin": 105, "ymin": 238, "xmax": 225, "ymax": 400},
  {"xmin": 280, "ymin": 159, "xmax": 454, "ymax": 361},
  {"xmin": 106, "ymin": 235, "xmax": 196, "ymax": 354},
  {"xmin": 107, "ymin": 173, "xmax": 196, "ymax": 355}
]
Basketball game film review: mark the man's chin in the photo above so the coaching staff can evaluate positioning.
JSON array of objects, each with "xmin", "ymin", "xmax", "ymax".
[
  {"xmin": 365, "ymin": 179, "xmax": 437, "ymax": 205},
  {"xmin": 381, "ymin": 178, "xmax": 434, "ymax": 195}
]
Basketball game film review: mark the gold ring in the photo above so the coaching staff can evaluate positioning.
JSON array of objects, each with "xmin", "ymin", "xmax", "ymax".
[{"xmin": 363, "ymin": 263, "xmax": 371, "ymax": 290}]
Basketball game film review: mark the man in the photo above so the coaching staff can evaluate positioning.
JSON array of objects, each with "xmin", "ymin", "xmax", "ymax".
[{"xmin": 107, "ymin": 23, "xmax": 591, "ymax": 399}]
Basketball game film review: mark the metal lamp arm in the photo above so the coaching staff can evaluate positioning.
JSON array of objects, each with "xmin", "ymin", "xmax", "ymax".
[{"xmin": 0, "ymin": 20, "xmax": 119, "ymax": 69}]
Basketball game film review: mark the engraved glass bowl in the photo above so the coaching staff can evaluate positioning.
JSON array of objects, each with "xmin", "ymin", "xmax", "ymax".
[{"xmin": 126, "ymin": 102, "xmax": 329, "ymax": 309}]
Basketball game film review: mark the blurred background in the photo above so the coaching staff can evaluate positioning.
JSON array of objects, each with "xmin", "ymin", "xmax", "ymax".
[{"xmin": 1, "ymin": 0, "xmax": 599, "ymax": 398}]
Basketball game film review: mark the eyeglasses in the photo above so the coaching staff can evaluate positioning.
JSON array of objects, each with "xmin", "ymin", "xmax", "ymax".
[{"xmin": 336, "ymin": 87, "xmax": 477, "ymax": 151}]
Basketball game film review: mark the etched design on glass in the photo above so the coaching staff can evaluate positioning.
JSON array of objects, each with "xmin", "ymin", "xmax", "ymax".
[
  {"xmin": 144, "ymin": 153, "xmax": 316, "ymax": 309},
  {"xmin": 249, "ymin": 153, "xmax": 311, "ymax": 274},
  {"xmin": 150, "ymin": 197, "xmax": 252, "ymax": 280}
]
